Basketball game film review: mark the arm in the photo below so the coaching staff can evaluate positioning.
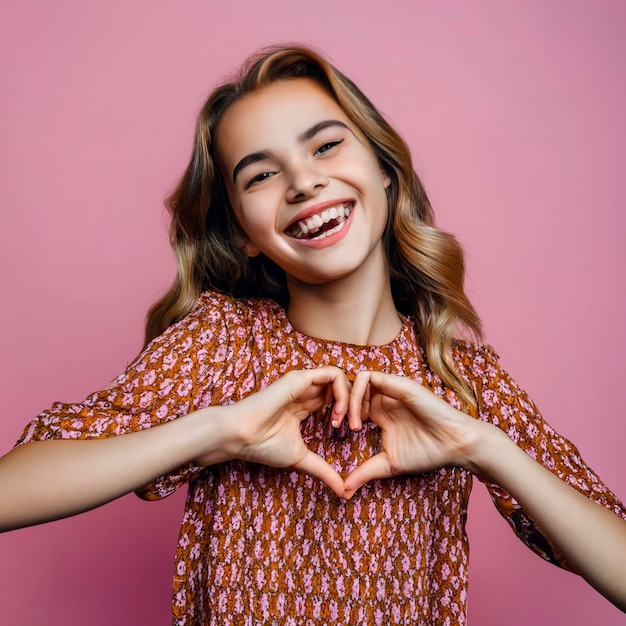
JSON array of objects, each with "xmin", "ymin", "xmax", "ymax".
[
  {"xmin": 472, "ymin": 422, "xmax": 626, "ymax": 611},
  {"xmin": 0, "ymin": 366, "xmax": 349, "ymax": 532},
  {"xmin": 344, "ymin": 371, "xmax": 626, "ymax": 612},
  {"xmin": 0, "ymin": 408, "xmax": 232, "ymax": 532}
]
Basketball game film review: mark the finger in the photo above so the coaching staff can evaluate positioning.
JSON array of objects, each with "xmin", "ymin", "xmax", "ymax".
[
  {"xmin": 364, "ymin": 370, "xmax": 430, "ymax": 407},
  {"xmin": 348, "ymin": 371, "xmax": 373, "ymax": 430},
  {"xmin": 303, "ymin": 369, "xmax": 350, "ymax": 437},
  {"xmin": 296, "ymin": 366, "xmax": 350, "ymax": 427},
  {"xmin": 285, "ymin": 366, "xmax": 348, "ymax": 410},
  {"xmin": 358, "ymin": 390, "xmax": 371, "ymax": 430},
  {"xmin": 324, "ymin": 368, "xmax": 350, "ymax": 427},
  {"xmin": 354, "ymin": 371, "xmax": 439, "ymax": 422},
  {"xmin": 343, "ymin": 452, "xmax": 393, "ymax": 499},
  {"xmin": 295, "ymin": 450, "xmax": 346, "ymax": 498}
]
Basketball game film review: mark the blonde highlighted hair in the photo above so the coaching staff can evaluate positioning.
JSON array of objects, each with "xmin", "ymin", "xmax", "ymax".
[{"xmin": 145, "ymin": 45, "xmax": 483, "ymax": 408}]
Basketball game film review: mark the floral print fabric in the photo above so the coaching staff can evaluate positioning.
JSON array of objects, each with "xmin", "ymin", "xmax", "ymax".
[{"xmin": 17, "ymin": 292, "xmax": 626, "ymax": 625}]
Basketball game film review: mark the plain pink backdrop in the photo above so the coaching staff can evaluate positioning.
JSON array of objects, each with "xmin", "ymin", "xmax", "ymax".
[{"xmin": 1, "ymin": 1, "xmax": 624, "ymax": 624}]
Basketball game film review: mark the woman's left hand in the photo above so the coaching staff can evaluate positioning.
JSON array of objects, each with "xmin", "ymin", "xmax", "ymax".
[
  {"xmin": 342, "ymin": 371, "xmax": 626, "ymax": 612},
  {"xmin": 343, "ymin": 371, "xmax": 484, "ymax": 498}
]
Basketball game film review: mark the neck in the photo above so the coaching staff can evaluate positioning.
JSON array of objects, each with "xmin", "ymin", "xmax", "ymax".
[{"xmin": 286, "ymin": 254, "xmax": 402, "ymax": 346}]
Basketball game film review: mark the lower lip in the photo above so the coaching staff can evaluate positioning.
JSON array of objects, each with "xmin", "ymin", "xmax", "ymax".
[{"xmin": 288, "ymin": 208, "xmax": 355, "ymax": 249}]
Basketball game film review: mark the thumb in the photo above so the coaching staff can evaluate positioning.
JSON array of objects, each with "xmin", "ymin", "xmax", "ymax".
[
  {"xmin": 343, "ymin": 453, "xmax": 392, "ymax": 499},
  {"xmin": 295, "ymin": 449, "xmax": 345, "ymax": 498}
]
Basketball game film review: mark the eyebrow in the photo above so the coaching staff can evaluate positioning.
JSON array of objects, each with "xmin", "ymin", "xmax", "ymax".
[{"xmin": 232, "ymin": 119, "xmax": 350, "ymax": 184}]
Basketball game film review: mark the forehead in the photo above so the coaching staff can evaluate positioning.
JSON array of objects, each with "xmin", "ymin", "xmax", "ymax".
[{"xmin": 216, "ymin": 78, "xmax": 351, "ymax": 168}]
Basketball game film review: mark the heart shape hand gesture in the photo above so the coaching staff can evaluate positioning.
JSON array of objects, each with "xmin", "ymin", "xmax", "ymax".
[{"xmin": 221, "ymin": 366, "xmax": 480, "ymax": 498}]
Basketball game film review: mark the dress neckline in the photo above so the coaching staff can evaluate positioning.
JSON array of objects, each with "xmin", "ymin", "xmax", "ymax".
[{"xmin": 275, "ymin": 305, "xmax": 415, "ymax": 353}]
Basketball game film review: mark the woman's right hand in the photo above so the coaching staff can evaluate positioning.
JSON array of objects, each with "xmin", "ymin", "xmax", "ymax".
[
  {"xmin": 0, "ymin": 367, "xmax": 349, "ymax": 532},
  {"xmin": 196, "ymin": 366, "xmax": 350, "ymax": 497}
]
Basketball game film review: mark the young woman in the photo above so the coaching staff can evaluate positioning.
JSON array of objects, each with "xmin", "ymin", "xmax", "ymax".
[{"xmin": 1, "ymin": 46, "xmax": 625, "ymax": 625}]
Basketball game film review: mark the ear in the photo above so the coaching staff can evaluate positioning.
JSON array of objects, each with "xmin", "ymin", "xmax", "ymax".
[
  {"xmin": 243, "ymin": 241, "xmax": 261, "ymax": 257},
  {"xmin": 380, "ymin": 166, "xmax": 391, "ymax": 189},
  {"xmin": 233, "ymin": 226, "xmax": 261, "ymax": 257}
]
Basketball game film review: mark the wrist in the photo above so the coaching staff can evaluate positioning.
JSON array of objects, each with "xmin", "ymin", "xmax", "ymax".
[
  {"xmin": 460, "ymin": 419, "xmax": 515, "ymax": 479},
  {"xmin": 186, "ymin": 404, "xmax": 242, "ymax": 467}
]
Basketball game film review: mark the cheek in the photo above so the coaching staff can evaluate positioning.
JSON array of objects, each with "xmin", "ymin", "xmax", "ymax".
[
  {"xmin": 224, "ymin": 190, "xmax": 263, "ymax": 248},
  {"xmin": 236, "ymin": 201, "xmax": 276, "ymax": 240},
  {"xmin": 351, "ymin": 150, "xmax": 389, "ymax": 188},
  {"xmin": 224, "ymin": 187, "xmax": 246, "ymax": 225}
]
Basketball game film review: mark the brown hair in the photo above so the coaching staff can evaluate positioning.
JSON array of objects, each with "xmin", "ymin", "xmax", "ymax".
[{"xmin": 145, "ymin": 44, "xmax": 483, "ymax": 407}]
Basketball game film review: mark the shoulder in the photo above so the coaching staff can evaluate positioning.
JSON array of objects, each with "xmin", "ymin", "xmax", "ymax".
[
  {"xmin": 143, "ymin": 291, "xmax": 285, "ymax": 353},
  {"xmin": 451, "ymin": 340, "xmax": 538, "ymax": 420},
  {"xmin": 122, "ymin": 292, "xmax": 285, "ymax": 383},
  {"xmin": 451, "ymin": 339, "xmax": 501, "ymax": 384},
  {"xmin": 198, "ymin": 291, "xmax": 284, "ymax": 326},
  {"xmin": 195, "ymin": 291, "xmax": 287, "ymax": 346}
]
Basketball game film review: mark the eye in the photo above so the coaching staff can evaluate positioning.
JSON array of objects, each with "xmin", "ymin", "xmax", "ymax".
[
  {"xmin": 314, "ymin": 139, "xmax": 344, "ymax": 156},
  {"xmin": 245, "ymin": 171, "xmax": 275, "ymax": 189}
]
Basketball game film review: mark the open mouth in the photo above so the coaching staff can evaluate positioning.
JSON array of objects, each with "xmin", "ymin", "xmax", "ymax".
[{"xmin": 286, "ymin": 202, "xmax": 354, "ymax": 240}]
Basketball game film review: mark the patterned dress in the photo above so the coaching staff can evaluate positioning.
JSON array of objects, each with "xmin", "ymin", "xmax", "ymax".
[{"xmin": 17, "ymin": 292, "xmax": 626, "ymax": 625}]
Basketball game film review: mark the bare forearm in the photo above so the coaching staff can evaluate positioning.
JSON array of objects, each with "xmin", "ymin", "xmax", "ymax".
[
  {"xmin": 0, "ymin": 366, "xmax": 352, "ymax": 532},
  {"xmin": 0, "ymin": 407, "xmax": 231, "ymax": 532},
  {"xmin": 469, "ymin": 423, "xmax": 626, "ymax": 611}
]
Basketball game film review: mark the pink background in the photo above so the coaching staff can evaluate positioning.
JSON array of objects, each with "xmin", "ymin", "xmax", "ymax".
[{"xmin": 1, "ymin": 1, "xmax": 625, "ymax": 624}]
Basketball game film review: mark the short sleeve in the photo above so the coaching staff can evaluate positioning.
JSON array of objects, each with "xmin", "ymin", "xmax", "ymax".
[
  {"xmin": 454, "ymin": 342, "xmax": 626, "ymax": 570},
  {"xmin": 16, "ymin": 295, "xmax": 229, "ymax": 501}
]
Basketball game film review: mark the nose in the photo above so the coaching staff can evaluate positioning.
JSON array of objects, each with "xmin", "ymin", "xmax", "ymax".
[{"xmin": 285, "ymin": 161, "xmax": 328, "ymax": 203}]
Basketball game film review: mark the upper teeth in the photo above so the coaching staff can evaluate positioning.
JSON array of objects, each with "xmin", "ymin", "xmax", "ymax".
[{"xmin": 295, "ymin": 202, "xmax": 352, "ymax": 236}]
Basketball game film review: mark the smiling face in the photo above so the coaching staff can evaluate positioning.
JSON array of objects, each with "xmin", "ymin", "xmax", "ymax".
[{"xmin": 215, "ymin": 78, "xmax": 391, "ymax": 289}]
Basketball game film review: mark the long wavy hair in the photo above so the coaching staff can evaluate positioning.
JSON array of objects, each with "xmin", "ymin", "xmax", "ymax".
[{"xmin": 145, "ymin": 44, "xmax": 483, "ymax": 408}]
